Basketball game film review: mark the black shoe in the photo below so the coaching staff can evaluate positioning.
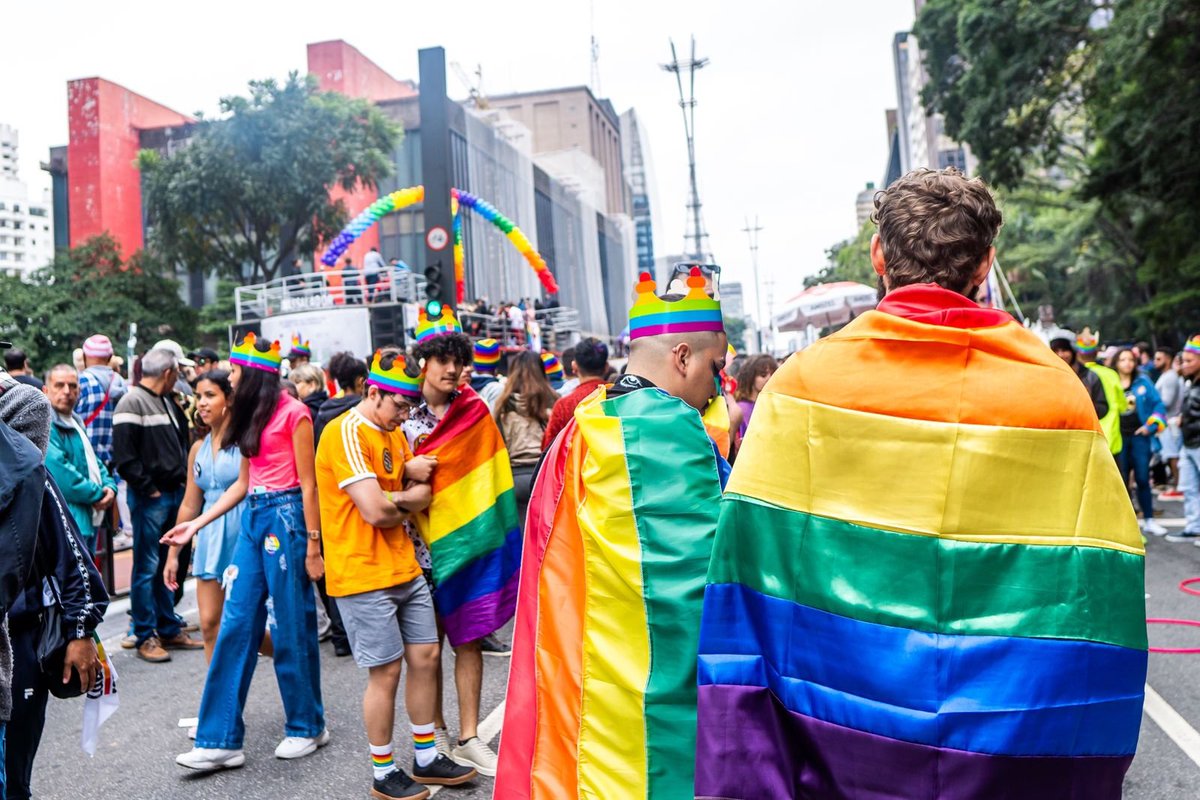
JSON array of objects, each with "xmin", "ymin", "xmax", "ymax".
[
  {"xmin": 479, "ymin": 633, "xmax": 511, "ymax": 657},
  {"xmin": 412, "ymin": 754, "xmax": 477, "ymax": 786},
  {"xmin": 333, "ymin": 641, "xmax": 352, "ymax": 657},
  {"xmin": 370, "ymin": 769, "xmax": 430, "ymax": 800}
]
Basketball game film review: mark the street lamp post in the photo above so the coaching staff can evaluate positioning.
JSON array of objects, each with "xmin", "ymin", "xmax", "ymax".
[{"xmin": 741, "ymin": 216, "xmax": 764, "ymax": 352}]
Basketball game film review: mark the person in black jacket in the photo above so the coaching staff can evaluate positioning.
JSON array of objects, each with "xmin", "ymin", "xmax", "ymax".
[
  {"xmin": 111, "ymin": 348, "xmax": 203, "ymax": 662},
  {"xmin": 0, "ymin": 369, "xmax": 108, "ymax": 800},
  {"xmin": 314, "ymin": 352, "xmax": 368, "ymax": 445},
  {"xmin": 1049, "ymin": 330, "xmax": 1108, "ymax": 420},
  {"xmin": 1169, "ymin": 340, "xmax": 1200, "ymax": 542}
]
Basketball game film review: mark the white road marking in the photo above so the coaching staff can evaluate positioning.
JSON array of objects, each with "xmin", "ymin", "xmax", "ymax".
[
  {"xmin": 429, "ymin": 699, "xmax": 506, "ymax": 796},
  {"xmin": 1144, "ymin": 683, "xmax": 1200, "ymax": 770}
]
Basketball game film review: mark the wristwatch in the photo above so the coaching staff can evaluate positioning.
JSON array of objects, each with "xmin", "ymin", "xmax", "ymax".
[{"xmin": 308, "ymin": 529, "xmax": 322, "ymax": 541}]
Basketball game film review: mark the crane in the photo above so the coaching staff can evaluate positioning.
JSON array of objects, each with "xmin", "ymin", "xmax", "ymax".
[{"xmin": 450, "ymin": 61, "xmax": 488, "ymax": 109}]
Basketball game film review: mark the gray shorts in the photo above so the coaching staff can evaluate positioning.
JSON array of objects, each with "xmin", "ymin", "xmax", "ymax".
[{"xmin": 337, "ymin": 577, "xmax": 439, "ymax": 668}]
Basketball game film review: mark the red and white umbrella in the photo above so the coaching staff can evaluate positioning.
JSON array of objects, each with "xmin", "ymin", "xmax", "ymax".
[{"xmin": 773, "ymin": 281, "xmax": 877, "ymax": 331}]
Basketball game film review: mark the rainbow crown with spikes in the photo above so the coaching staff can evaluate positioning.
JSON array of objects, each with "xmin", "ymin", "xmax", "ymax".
[
  {"xmin": 1185, "ymin": 336, "xmax": 1200, "ymax": 356},
  {"xmin": 541, "ymin": 352, "xmax": 564, "ymax": 383},
  {"xmin": 415, "ymin": 307, "xmax": 463, "ymax": 343},
  {"xmin": 230, "ymin": 332, "xmax": 283, "ymax": 373},
  {"xmin": 474, "ymin": 338, "xmax": 501, "ymax": 371},
  {"xmin": 628, "ymin": 267, "xmax": 724, "ymax": 341},
  {"xmin": 1076, "ymin": 328, "xmax": 1100, "ymax": 354},
  {"xmin": 366, "ymin": 351, "xmax": 422, "ymax": 399},
  {"xmin": 288, "ymin": 333, "xmax": 312, "ymax": 359}
]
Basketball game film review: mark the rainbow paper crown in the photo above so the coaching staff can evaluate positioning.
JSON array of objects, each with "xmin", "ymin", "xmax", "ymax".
[
  {"xmin": 366, "ymin": 351, "xmax": 422, "ymax": 399},
  {"xmin": 474, "ymin": 338, "xmax": 501, "ymax": 371},
  {"xmin": 1185, "ymin": 336, "xmax": 1200, "ymax": 356},
  {"xmin": 541, "ymin": 352, "xmax": 564, "ymax": 383},
  {"xmin": 1076, "ymin": 328, "xmax": 1100, "ymax": 354},
  {"xmin": 230, "ymin": 332, "xmax": 283, "ymax": 373},
  {"xmin": 288, "ymin": 333, "xmax": 312, "ymax": 359},
  {"xmin": 415, "ymin": 308, "xmax": 463, "ymax": 343},
  {"xmin": 628, "ymin": 267, "xmax": 723, "ymax": 341}
]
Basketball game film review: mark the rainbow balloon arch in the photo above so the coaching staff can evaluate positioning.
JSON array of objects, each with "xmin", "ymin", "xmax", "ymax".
[{"xmin": 319, "ymin": 185, "xmax": 558, "ymax": 304}]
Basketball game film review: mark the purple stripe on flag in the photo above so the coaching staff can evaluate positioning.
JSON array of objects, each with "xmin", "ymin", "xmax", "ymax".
[
  {"xmin": 695, "ymin": 684, "xmax": 1131, "ymax": 800},
  {"xmin": 440, "ymin": 569, "xmax": 520, "ymax": 647}
]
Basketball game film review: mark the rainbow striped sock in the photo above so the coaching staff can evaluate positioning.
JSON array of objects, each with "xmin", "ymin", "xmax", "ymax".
[
  {"xmin": 412, "ymin": 722, "xmax": 437, "ymax": 768},
  {"xmin": 370, "ymin": 743, "xmax": 395, "ymax": 779}
]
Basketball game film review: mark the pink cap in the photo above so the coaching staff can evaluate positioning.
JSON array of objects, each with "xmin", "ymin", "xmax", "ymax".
[{"xmin": 82, "ymin": 334, "xmax": 114, "ymax": 359}]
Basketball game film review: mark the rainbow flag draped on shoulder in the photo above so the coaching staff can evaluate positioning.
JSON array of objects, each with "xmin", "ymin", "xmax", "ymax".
[
  {"xmin": 697, "ymin": 285, "xmax": 1148, "ymax": 800},
  {"xmin": 413, "ymin": 386, "xmax": 520, "ymax": 647},
  {"xmin": 495, "ymin": 386, "xmax": 722, "ymax": 800}
]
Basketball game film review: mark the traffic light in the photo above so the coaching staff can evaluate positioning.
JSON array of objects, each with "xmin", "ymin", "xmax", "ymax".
[{"xmin": 424, "ymin": 260, "xmax": 443, "ymax": 312}]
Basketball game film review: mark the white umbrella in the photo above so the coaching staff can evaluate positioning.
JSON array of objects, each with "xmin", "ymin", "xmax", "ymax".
[{"xmin": 774, "ymin": 281, "xmax": 878, "ymax": 331}]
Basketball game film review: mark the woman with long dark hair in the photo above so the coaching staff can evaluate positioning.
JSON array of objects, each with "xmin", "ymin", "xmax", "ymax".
[
  {"xmin": 734, "ymin": 354, "xmax": 779, "ymax": 440},
  {"xmin": 163, "ymin": 369, "xmax": 247, "ymax": 663},
  {"xmin": 1113, "ymin": 347, "xmax": 1168, "ymax": 536},
  {"xmin": 493, "ymin": 350, "xmax": 559, "ymax": 524},
  {"xmin": 166, "ymin": 334, "xmax": 327, "ymax": 772}
]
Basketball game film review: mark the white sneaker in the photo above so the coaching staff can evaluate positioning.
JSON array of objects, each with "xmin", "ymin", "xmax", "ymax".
[
  {"xmin": 187, "ymin": 725, "xmax": 197, "ymax": 740},
  {"xmin": 434, "ymin": 726, "xmax": 452, "ymax": 758},
  {"xmin": 275, "ymin": 728, "xmax": 331, "ymax": 759},
  {"xmin": 176, "ymin": 747, "xmax": 245, "ymax": 771},
  {"xmin": 1143, "ymin": 519, "xmax": 1168, "ymax": 536},
  {"xmin": 451, "ymin": 736, "xmax": 497, "ymax": 777}
]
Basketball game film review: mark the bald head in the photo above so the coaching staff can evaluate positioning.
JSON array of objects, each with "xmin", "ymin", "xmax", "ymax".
[{"xmin": 626, "ymin": 330, "xmax": 728, "ymax": 411}]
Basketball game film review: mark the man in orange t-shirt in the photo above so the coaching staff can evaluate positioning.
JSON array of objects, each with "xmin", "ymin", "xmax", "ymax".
[{"xmin": 315, "ymin": 351, "xmax": 477, "ymax": 798}]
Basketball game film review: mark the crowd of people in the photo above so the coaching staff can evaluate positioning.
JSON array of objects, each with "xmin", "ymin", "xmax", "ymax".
[{"xmin": 0, "ymin": 165, "xmax": 1197, "ymax": 799}]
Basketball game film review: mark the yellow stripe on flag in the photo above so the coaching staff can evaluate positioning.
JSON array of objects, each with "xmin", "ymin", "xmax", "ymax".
[
  {"xmin": 574, "ymin": 397, "xmax": 650, "ymax": 799},
  {"xmin": 420, "ymin": 449, "xmax": 515, "ymax": 546},
  {"xmin": 730, "ymin": 391, "xmax": 1142, "ymax": 555}
]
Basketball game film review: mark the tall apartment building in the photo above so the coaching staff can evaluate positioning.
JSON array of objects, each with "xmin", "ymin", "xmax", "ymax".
[
  {"xmin": 0, "ymin": 124, "xmax": 55, "ymax": 277},
  {"xmin": 620, "ymin": 109, "xmax": 658, "ymax": 276}
]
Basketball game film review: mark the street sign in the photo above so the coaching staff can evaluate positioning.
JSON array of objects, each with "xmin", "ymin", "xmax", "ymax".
[{"xmin": 426, "ymin": 226, "xmax": 449, "ymax": 251}]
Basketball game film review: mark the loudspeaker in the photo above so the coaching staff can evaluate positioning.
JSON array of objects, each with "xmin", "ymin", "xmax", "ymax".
[{"xmin": 369, "ymin": 304, "xmax": 409, "ymax": 351}]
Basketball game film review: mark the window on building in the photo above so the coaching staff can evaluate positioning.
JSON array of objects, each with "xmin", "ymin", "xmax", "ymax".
[{"xmin": 12, "ymin": 204, "xmax": 19, "ymax": 214}]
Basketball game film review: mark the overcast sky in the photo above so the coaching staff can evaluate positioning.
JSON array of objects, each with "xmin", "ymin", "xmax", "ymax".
[{"xmin": 0, "ymin": 0, "xmax": 916, "ymax": 315}]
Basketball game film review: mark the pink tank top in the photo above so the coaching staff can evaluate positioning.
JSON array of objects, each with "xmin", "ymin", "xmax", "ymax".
[{"xmin": 248, "ymin": 393, "xmax": 312, "ymax": 490}]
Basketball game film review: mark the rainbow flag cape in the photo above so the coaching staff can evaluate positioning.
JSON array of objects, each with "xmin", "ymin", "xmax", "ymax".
[
  {"xmin": 696, "ymin": 296, "xmax": 1148, "ymax": 799},
  {"xmin": 495, "ymin": 386, "xmax": 722, "ymax": 800},
  {"xmin": 413, "ymin": 386, "xmax": 520, "ymax": 647}
]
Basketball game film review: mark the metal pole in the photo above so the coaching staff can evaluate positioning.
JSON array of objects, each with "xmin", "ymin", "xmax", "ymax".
[
  {"xmin": 742, "ymin": 216, "xmax": 764, "ymax": 352},
  {"xmin": 419, "ymin": 47, "xmax": 456, "ymax": 313}
]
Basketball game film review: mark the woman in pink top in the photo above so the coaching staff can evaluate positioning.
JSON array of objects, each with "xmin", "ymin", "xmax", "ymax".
[{"xmin": 166, "ymin": 334, "xmax": 328, "ymax": 772}]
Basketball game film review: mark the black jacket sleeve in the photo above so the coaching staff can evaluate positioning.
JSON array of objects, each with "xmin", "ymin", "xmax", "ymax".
[
  {"xmin": 1088, "ymin": 371, "xmax": 1109, "ymax": 420},
  {"xmin": 1182, "ymin": 383, "xmax": 1200, "ymax": 449},
  {"xmin": 38, "ymin": 477, "xmax": 109, "ymax": 640},
  {"xmin": 0, "ymin": 420, "xmax": 45, "ymax": 614}
]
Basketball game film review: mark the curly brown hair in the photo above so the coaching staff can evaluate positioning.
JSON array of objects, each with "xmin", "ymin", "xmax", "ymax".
[
  {"xmin": 873, "ymin": 167, "xmax": 1002, "ymax": 295},
  {"xmin": 734, "ymin": 354, "xmax": 779, "ymax": 402}
]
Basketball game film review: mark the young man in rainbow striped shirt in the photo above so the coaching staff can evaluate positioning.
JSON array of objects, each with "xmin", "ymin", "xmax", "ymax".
[{"xmin": 315, "ymin": 351, "xmax": 476, "ymax": 800}]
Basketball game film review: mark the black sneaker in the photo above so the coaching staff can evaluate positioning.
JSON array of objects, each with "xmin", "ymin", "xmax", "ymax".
[
  {"xmin": 1165, "ymin": 531, "xmax": 1200, "ymax": 543},
  {"xmin": 412, "ymin": 754, "xmax": 478, "ymax": 786},
  {"xmin": 333, "ymin": 641, "xmax": 352, "ymax": 657},
  {"xmin": 480, "ymin": 633, "xmax": 511, "ymax": 657},
  {"xmin": 370, "ymin": 769, "xmax": 430, "ymax": 800}
]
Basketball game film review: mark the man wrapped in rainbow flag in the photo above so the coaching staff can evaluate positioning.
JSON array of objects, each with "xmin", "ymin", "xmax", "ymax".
[
  {"xmin": 696, "ymin": 168, "xmax": 1147, "ymax": 799},
  {"xmin": 494, "ymin": 268, "xmax": 730, "ymax": 799}
]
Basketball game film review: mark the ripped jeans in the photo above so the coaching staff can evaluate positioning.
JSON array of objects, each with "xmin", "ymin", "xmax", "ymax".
[{"xmin": 193, "ymin": 488, "xmax": 324, "ymax": 749}]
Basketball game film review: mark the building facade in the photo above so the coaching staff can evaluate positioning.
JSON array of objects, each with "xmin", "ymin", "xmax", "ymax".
[
  {"xmin": 620, "ymin": 109, "xmax": 658, "ymax": 277},
  {"xmin": 0, "ymin": 124, "xmax": 54, "ymax": 277}
]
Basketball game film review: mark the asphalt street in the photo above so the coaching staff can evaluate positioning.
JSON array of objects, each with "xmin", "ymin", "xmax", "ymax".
[{"xmin": 27, "ymin": 497, "xmax": 1200, "ymax": 799}]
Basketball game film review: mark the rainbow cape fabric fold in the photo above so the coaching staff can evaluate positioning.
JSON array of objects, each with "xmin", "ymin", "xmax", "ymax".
[
  {"xmin": 495, "ymin": 386, "xmax": 722, "ymax": 800},
  {"xmin": 412, "ymin": 386, "xmax": 520, "ymax": 647},
  {"xmin": 696, "ymin": 291, "xmax": 1148, "ymax": 800}
]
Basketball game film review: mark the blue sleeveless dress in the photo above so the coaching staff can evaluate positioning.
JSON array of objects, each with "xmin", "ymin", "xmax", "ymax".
[{"xmin": 192, "ymin": 434, "xmax": 244, "ymax": 581}]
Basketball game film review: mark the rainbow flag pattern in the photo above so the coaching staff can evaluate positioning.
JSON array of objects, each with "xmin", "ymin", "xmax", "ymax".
[
  {"xmin": 412, "ymin": 386, "xmax": 520, "ymax": 647},
  {"xmin": 696, "ymin": 306, "xmax": 1148, "ymax": 799},
  {"xmin": 495, "ymin": 386, "xmax": 723, "ymax": 800}
]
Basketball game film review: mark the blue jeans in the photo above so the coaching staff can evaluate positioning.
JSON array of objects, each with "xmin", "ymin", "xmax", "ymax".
[
  {"xmin": 1, "ymin": 721, "xmax": 6, "ymax": 797},
  {"xmin": 1180, "ymin": 446, "xmax": 1200, "ymax": 533},
  {"xmin": 1117, "ymin": 432, "xmax": 1154, "ymax": 520},
  {"xmin": 194, "ymin": 488, "xmax": 324, "ymax": 749},
  {"xmin": 129, "ymin": 488, "xmax": 184, "ymax": 644}
]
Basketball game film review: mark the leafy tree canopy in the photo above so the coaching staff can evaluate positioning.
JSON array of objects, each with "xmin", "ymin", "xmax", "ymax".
[
  {"xmin": 0, "ymin": 234, "xmax": 197, "ymax": 370},
  {"xmin": 139, "ymin": 73, "xmax": 401, "ymax": 284}
]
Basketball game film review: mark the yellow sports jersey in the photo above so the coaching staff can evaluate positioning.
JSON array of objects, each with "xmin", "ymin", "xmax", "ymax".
[{"xmin": 315, "ymin": 406, "xmax": 422, "ymax": 596}]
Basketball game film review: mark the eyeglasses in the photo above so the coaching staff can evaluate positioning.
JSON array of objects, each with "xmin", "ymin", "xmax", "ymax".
[{"xmin": 667, "ymin": 261, "xmax": 722, "ymax": 298}]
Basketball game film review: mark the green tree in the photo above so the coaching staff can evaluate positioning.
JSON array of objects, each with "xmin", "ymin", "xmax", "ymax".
[
  {"xmin": 197, "ymin": 279, "xmax": 240, "ymax": 341},
  {"xmin": 725, "ymin": 316, "xmax": 748, "ymax": 352},
  {"xmin": 915, "ymin": 0, "xmax": 1200, "ymax": 342},
  {"xmin": 0, "ymin": 234, "xmax": 197, "ymax": 369},
  {"xmin": 807, "ymin": 219, "xmax": 876, "ymax": 289},
  {"xmin": 139, "ymin": 73, "xmax": 401, "ymax": 284}
]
